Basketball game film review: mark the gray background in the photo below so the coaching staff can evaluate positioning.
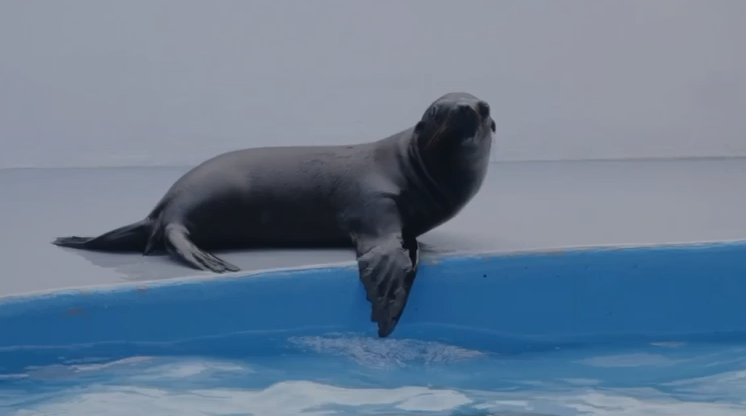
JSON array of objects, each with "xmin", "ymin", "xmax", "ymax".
[{"xmin": 1, "ymin": 0, "xmax": 745, "ymax": 169}]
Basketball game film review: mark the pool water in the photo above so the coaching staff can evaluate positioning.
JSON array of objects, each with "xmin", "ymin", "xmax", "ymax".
[{"xmin": 2, "ymin": 334, "xmax": 746, "ymax": 415}]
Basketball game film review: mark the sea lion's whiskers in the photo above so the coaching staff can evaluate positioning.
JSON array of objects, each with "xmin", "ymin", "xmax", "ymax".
[{"xmin": 424, "ymin": 114, "xmax": 452, "ymax": 151}]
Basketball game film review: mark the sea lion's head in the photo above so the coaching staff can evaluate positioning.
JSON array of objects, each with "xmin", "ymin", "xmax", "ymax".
[
  {"xmin": 414, "ymin": 92, "xmax": 495, "ymax": 154},
  {"xmin": 412, "ymin": 92, "xmax": 495, "ymax": 200}
]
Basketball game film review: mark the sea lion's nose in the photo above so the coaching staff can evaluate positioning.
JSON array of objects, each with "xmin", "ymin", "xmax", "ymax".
[{"xmin": 477, "ymin": 101, "xmax": 490, "ymax": 119}]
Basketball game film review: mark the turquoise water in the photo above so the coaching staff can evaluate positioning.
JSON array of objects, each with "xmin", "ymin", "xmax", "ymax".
[{"xmin": 2, "ymin": 335, "xmax": 746, "ymax": 415}]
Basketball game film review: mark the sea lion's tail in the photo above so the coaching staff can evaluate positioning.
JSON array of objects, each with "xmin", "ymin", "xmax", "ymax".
[{"xmin": 52, "ymin": 219, "xmax": 153, "ymax": 253}]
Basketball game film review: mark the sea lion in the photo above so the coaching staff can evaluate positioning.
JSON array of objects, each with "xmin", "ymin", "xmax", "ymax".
[{"xmin": 52, "ymin": 91, "xmax": 496, "ymax": 337}]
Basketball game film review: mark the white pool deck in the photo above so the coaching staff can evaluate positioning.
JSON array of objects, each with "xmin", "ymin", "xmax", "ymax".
[{"xmin": 3, "ymin": 157, "xmax": 746, "ymax": 297}]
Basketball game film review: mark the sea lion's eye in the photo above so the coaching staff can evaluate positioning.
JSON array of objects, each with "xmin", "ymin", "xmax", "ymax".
[{"xmin": 477, "ymin": 101, "xmax": 490, "ymax": 119}]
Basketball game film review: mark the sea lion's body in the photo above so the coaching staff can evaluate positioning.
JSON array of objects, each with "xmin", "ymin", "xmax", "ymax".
[
  {"xmin": 53, "ymin": 92, "xmax": 496, "ymax": 337},
  {"xmin": 143, "ymin": 129, "xmax": 484, "ymax": 250}
]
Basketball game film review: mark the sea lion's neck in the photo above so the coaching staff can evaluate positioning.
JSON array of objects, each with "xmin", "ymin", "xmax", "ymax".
[
  {"xmin": 405, "ymin": 133, "xmax": 456, "ymax": 206},
  {"xmin": 400, "ymin": 130, "xmax": 489, "ymax": 234}
]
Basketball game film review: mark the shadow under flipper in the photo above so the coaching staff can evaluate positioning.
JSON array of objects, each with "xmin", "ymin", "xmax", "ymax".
[
  {"xmin": 55, "ymin": 246, "xmax": 361, "ymax": 282},
  {"xmin": 418, "ymin": 229, "xmax": 520, "ymax": 257},
  {"xmin": 55, "ymin": 247, "xmax": 202, "ymax": 282}
]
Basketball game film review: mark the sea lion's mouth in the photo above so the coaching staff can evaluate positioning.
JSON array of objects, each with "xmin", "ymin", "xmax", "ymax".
[{"xmin": 451, "ymin": 104, "xmax": 481, "ymax": 139}]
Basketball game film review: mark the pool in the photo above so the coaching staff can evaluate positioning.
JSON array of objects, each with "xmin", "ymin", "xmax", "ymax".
[
  {"xmin": 2, "ymin": 240, "xmax": 746, "ymax": 415},
  {"xmin": 2, "ymin": 337, "xmax": 746, "ymax": 415}
]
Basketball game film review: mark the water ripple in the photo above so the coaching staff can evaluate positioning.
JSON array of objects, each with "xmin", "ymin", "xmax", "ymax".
[{"xmin": 2, "ymin": 337, "xmax": 746, "ymax": 415}]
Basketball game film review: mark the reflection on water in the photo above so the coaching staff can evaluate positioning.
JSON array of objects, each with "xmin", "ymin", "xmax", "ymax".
[{"xmin": 2, "ymin": 334, "xmax": 746, "ymax": 415}]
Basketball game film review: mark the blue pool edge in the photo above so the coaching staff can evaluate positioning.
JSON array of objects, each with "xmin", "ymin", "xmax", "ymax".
[{"xmin": 2, "ymin": 240, "xmax": 746, "ymax": 374}]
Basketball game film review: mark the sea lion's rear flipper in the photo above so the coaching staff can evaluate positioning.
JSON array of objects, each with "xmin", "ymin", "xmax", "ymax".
[
  {"xmin": 353, "ymin": 199, "xmax": 420, "ymax": 337},
  {"xmin": 163, "ymin": 223, "xmax": 240, "ymax": 273},
  {"xmin": 52, "ymin": 219, "xmax": 151, "ymax": 252}
]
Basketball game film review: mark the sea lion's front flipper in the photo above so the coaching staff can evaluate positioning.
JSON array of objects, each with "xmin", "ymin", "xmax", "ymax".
[
  {"xmin": 163, "ymin": 223, "xmax": 240, "ymax": 273},
  {"xmin": 355, "ymin": 235, "xmax": 419, "ymax": 337},
  {"xmin": 353, "ymin": 201, "xmax": 420, "ymax": 338}
]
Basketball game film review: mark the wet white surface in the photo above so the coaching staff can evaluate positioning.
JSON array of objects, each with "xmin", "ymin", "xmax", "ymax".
[{"xmin": 2, "ymin": 158, "xmax": 746, "ymax": 297}]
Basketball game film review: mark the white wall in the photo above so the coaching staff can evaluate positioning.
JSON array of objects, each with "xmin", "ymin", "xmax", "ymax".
[{"xmin": 1, "ymin": 0, "xmax": 745, "ymax": 169}]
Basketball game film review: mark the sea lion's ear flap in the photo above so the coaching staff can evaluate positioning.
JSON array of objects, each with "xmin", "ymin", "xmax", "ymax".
[
  {"xmin": 414, "ymin": 121, "xmax": 425, "ymax": 135},
  {"xmin": 490, "ymin": 120, "xmax": 496, "ymax": 133}
]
